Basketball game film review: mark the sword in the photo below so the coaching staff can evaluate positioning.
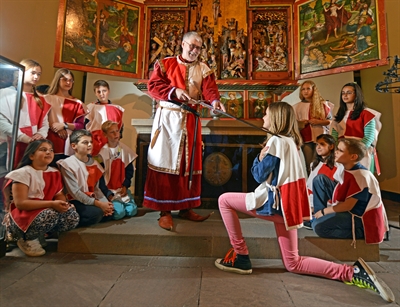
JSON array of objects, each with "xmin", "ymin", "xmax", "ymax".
[
  {"xmin": 167, "ymin": 100, "xmax": 200, "ymax": 190},
  {"xmin": 190, "ymin": 99, "xmax": 279, "ymax": 137},
  {"xmin": 188, "ymin": 115, "xmax": 199, "ymax": 190}
]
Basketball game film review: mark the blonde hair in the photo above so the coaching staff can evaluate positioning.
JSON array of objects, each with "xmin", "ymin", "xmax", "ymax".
[
  {"xmin": 265, "ymin": 101, "xmax": 303, "ymax": 148},
  {"xmin": 47, "ymin": 68, "xmax": 75, "ymax": 96},
  {"xmin": 101, "ymin": 120, "xmax": 118, "ymax": 134},
  {"xmin": 299, "ymin": 80, "xmax": 326, "ymax": 120},
  {"xmin": 20, "ymin": 59, "xmax": 43, "ymax": 109}
]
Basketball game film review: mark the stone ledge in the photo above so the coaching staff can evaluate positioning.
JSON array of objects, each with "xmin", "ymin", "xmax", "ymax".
[{"xmin": 58, "ymin": 209, "xmax": 380, "ymax": 261}]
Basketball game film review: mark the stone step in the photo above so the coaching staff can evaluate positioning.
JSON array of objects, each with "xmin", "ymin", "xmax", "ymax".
[{"xmin": 58, "ymin": 209, "xmax": 380, "ymax": 261}]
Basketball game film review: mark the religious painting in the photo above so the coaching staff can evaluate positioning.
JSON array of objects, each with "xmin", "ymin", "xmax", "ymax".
[
  {"xmin": 294, "ymin": 0, "xmax": 388, "ymax": 79},
  {"xmin": 54, "ymin": 0, "xmax": 145, "ymax": 78},
  {"xmin": 219, "ymin": 18, "xmax": 248, "ymax": 80},
  {"xmin": 219, "ymin": 91, "xmax": 244, "ymax": 119},
  {"xmin": 248, "ymin": 5, "xmax": 293, "ymax": 80},
  {"xmin": 248, "ymin": 91, "xmax": 272, "ymax": 118},
  {"xmin": 186, "ymin": 0, "xmax": 248, "ymax": 80},
  {"xmin": 145, "ymin": 9, "xmax": 188, "ymax": 79}
]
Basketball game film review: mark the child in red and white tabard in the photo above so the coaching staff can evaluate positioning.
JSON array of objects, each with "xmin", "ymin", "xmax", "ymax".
[
  {"xmin": 45, "ymin": 68, "xmax": 87, "ymax": 161},
  {"xmin": 313, "ymin": 138, "xmax": 389, "ymax": 244},
  {"xmin": 3, "ymin": 140, "xmax": 79, "ymax": 257},
  {"xmin": 0, "ymin": 59, "xmax": 51, "ymax": 168},
  {"xmin": 330, "ymin": 83, "xmax": 382, "ymax": 174},
  {"xmin": 98, "ymin": 121, "xmax": 137, "ymax": 220},
  {"xmin": 85, "ymin": 80, "xmax": 124, "ymax": 156},
  {"xmin": 57, "ymin": 130, "xmax": 114, "ymax": 227},
  {"xmin": 304, "ymin": 134, "xmax": 344, "ymax": 229}
]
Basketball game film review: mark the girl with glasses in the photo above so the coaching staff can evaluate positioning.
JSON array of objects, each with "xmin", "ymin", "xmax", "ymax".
[{"xmin": 3, "ymin": 139, "xmax": 79, "ymax": 256}]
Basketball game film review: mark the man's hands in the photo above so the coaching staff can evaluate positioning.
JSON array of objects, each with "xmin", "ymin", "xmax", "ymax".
[
  {"xmin": 175, "ymin": 88, "xmax": 191, "ymax": 101},
  {"xmin": 212, "ymin": 100, "xmax": 226, "ymax": 112},
  {"xmin": 174, "ymin": 89, "xmax": 226, "ymax": 113}
]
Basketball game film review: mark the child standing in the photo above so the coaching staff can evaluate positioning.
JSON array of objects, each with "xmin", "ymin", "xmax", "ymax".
[
  {"xmin": 305, "ymin": 134, "xmax": 344, "ymax": 228},
  {"xmin": 214, "ymin": 102, "xmax": 393, "ymax": 303},
  {"xmin": 313, "ymin": 138, "xmax": 388, "ymax": 243},
  {"xmin": 0, "ymin": 59, "xmax": 51, "ymax": 168},
  {"xmin": 57, "ymin": 130, "xmax": 114, "ymax": 227},
  {"xmin": 3, "ymin": 140, "xmax": 79, "ymax": 256},
  {"xmin": 85, "ymin": 80, "xmax": 124, "ymax": 156},
  {"xmin": 45, "ymin": 68, "xmax": 87, "ymax": 161},
  {"xmin": 292, "ymin": 80, "xmax": 333, "ymax": 175},
  {"xmin": 98, "ymin": 121, "xmax": 138, "ymax": 220},
  {"xmin": 330, "ymin": 83, "xmax": 381, "ymax": 174}
]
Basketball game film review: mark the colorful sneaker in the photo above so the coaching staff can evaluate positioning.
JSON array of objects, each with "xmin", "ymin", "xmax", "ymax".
[
  {"xmin": 17, "ymin": 238, "xmax": 46, "ymax": 257},
  {"xmin": 345, "ymin": 258, "xmax": 395, "ymax": 302},
  {"xmin": 215, "ymin": 248, "xmax": 252, "ymax": 275}
]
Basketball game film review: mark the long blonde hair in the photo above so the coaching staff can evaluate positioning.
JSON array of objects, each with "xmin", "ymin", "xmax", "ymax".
[
  {"xmin": 20, "ymin": 59, "xmax": 43, "ymax": 109},
  {"xmin": 299, "ymin": 80, "xmax": 326, "ymax": 120},
  {"xmin": 265, "ymin": 101, "xmax": 303, "ymax": 148},
  {"xmin": 47, "ymin": 68, "xmax": 75, "ymax": 96}
]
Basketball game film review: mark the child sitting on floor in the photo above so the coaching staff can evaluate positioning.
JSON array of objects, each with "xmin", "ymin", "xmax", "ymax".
[
  {"xmin": 313, "ymin": 138, "xmax": 388, "ymax": 244},
  {"xmin": 97, "ymin": 121, "xmax": 138, "ymax": 219},
  {"xmin": 3, "ymin": 139, "xmax": 79, "ymax": 256},
  {"xmin": 57, "ymin": 130, "xmax": 114, "ymax": 227},
  {"xmin": 304, "ymin": 134, "xmax": 344, "ymax": 229}
]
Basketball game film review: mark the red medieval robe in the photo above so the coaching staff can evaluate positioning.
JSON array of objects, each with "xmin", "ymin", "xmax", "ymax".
[{"xmin": 143, "ymin": 56, "xmax": 220, "ymax": 210}]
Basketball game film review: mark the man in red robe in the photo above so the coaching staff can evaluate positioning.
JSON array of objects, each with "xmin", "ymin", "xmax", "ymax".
[{"xmin": 143, "ymin": 31, "xmax": 225, "ymax": 230}]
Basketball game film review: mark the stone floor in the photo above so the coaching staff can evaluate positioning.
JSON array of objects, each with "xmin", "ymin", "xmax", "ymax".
[{"xmin": 0, "ymin": 201, "xmax": 399, "ymax": 307}]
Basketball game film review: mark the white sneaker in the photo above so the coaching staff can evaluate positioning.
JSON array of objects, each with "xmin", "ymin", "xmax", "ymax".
[{"xmin": 17, "ymin": 238, "xmax": 46, "ymax": 257}]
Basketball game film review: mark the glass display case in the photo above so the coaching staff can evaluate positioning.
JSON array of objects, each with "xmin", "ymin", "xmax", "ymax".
[{"xmin": 0, "ymin": 55, "xmax": 25, "ymax": 191}]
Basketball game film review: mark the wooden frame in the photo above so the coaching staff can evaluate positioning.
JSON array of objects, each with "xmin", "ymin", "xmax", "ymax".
[
  {"xmin": 54, "ymin": 0, "xmax": 145, "ymax": 78},
  {"xmin": 294, "ymin": 0, "xmax": 388, "ymax": 79},
  {"xmin": 144, "ymin": 0, "xmax": 188, "ymax": 7}
]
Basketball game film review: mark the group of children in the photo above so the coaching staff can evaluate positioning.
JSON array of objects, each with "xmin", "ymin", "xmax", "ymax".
[
  {"xmin": 214, "ymin": 101, "xmax": 393, "ymax": 303},
  {"xmin": 293, "ymin": 80, "xmax": 381, "ymax": 175},
  {"xmin": 291, "ymin": 80, "xmax": 386, "ymax": 243},
  {"xmin": 0, "ymin": 60, "xmax": 394, "ymax": 303},
  {"xmin": 0, "ymin": 59, "xmax": 137, "ymax": 257}
]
